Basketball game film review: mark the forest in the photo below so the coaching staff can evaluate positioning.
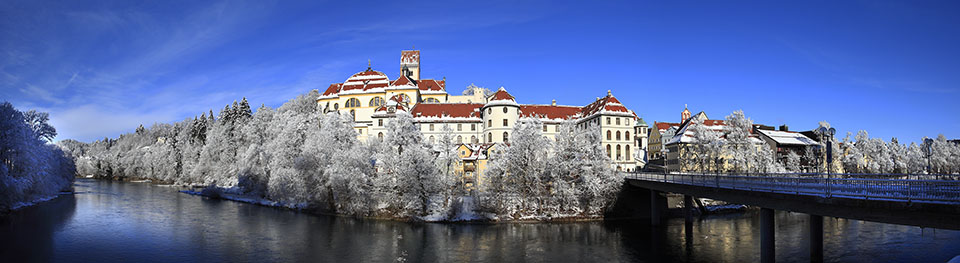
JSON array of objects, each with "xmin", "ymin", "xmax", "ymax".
[{"xmin": 58, "ymin": 90, "xmax": 622, "ymax": 221}]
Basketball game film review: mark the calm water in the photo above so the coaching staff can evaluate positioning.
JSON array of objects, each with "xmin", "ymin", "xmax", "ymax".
[{"xmin": 1, "ymin": 179, "xmax": 958, "ymax": 262}]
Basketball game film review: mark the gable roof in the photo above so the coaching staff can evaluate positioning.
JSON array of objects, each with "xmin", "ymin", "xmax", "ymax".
[
  {"xmin": 757, "ymin": 129, "xmax": 820, "ymax": 146},
  {"xmin": 410, "ymin": 103, "xmax": 483, "ymax": 121}
]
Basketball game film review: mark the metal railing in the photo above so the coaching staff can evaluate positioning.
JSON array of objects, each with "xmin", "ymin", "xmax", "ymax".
[{"xmin": 624, "ymin": 172, "xmax": 960, "ymax": 204}]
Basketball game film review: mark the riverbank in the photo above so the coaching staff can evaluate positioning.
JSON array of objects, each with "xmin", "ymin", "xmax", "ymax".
[{"xmin": 0, "ymin": 192, "xmax": 72, "ymax": 215}]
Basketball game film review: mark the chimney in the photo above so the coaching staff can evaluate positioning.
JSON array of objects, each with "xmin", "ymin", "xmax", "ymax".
[
  {"xmin": 779, "ymin": 125, "xmax": 789, "ymax": 131},
  {"xmin": 551, "ymin": 99, "xmax": 556, "ymax": 106}
]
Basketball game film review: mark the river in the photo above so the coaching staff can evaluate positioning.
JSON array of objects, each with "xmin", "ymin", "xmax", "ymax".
[{"xmin": 1, "ymin": 179, "xmax": 958, "ymax": 262}]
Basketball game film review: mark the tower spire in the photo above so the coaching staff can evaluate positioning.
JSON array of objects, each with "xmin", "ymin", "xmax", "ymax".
[{"xmin": 367, "ymin": 59, "xmax": 371, "ymax": 71}]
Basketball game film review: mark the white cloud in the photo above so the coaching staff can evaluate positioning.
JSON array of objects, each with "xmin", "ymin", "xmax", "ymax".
[{"xmin": 50, "ymin": 104, "xmax": 175, "ymax": 143}]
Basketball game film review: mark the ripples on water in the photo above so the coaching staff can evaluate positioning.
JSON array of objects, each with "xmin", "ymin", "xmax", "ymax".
[{"xmin": 1, "ymin": 179, "xmax": 958, "ymax": 262}]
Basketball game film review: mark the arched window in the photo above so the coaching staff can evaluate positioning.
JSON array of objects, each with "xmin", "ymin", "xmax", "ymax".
[
  {"xmin": 345, "ymin": 98, "xmax": 361, "ymax": 108},
  {"xmin": 334, "ymin": 103, "xmax": 339, "ymax": 110},
  {"xmin": 369, "ymin": 97, "xmax": 385, "ymax": 107},
  {"xmin": 488, "ymin": 133, "xmax": 492, "ymax": 143},
  {"xmin": 399, "ymin": 94, "xmax": 411, "ymax": 103},
  {"xmin": 616, "ymin": 145, "xmax": 622, "ymax": 160},
  {"xmin": 472, "ymin": 135, "xmax": 478, "ymax": 144},
  {"xmin": 378, "ymin": 132, "xmax": 384, "ymax": 141},
  {"xmin": 626, "ymin": 145, "xmax": 631, "ymax": 161},
  {"xmin": 429, "ymin": 136, "xmax": 435, "ymax": 144},
  {"xmin": 503, "ymin": 132, "xmax": 509, "ymax": 143},
  {"xmin": 626, "ymin": 131, "xmax": 630, "ymax": 140},
  {"xmin": 457, "ymin": 135, "xmax": 463, "ymax": 144},
  {"xmin": 616, "ymin": 131, "xmax": 621, "ymax": 141},
  {"xmin": 425, "ymin": 98, "xmax": 440, "ymax": 103},
  {"xmin": 488, "ymin": 108, "xmax": 491, "ymax": 114},
  {"xmin": 607, "ymin": 130, "xmax": 612, "ymax": 140},
  {"xmin": 606, "ymin": 145, "xmax": 611, "ymax": 158}
]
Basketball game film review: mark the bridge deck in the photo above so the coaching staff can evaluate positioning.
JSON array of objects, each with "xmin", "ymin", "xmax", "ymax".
[{"xmin": 625, "ymin": 172, "xmax": 960, "ymax": 230}]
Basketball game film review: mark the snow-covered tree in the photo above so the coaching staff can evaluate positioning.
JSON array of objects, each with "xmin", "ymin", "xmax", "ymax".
[{"xmin": 724, "ymin": 110, "xmax": 754, "ymax": 173}]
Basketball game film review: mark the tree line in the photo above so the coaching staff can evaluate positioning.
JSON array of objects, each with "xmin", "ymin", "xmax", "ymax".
[{"xmin": 60, "ymin": 90, "xmax": 622, "ymax": 220}]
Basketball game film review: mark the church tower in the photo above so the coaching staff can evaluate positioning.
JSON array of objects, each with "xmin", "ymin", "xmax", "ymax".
[
  {"xmin": 681, "ymin": 104, "xmax": 691, "ymax": 122},
  {"xmin": 401, "ymin": 50, "xmax": 420, "ymax": 81}
]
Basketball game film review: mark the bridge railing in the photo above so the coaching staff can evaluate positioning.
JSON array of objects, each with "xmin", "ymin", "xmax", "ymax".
[{"xmin": 624, "ymin": 172, "xmax": 960, "ymax": 204}]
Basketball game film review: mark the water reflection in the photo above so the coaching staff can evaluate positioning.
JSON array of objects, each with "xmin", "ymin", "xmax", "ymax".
[{"xmin": 1, "ymin": 179, "xmax": 959, "ymax": 263}]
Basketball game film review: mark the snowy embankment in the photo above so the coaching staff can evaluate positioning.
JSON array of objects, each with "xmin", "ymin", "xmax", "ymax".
[
  {"xmin": 180, "ymin": 186, "xmax": 307, "ymax": 210},
  {"xmin": 6, "ymin": 192, "xmax": 73, "ymax": 212}
]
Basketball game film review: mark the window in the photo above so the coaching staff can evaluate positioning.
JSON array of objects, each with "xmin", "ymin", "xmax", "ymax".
[
  {"xmin": 606, "ymin": 145, "xmax": 611, "ymax": 158},
  {"xmin": 503, "ymin": 132, "xmax": 509, "ymax": 143},
  {"xmin": 543, "ymin": 124, "xmax": 547, "ymax": 132},
  {"xmin": 369, "ymin": 97, "xmax": 385, "ymax": 107},
  {"xmin": 616, "ymin": 145, "xmax": 622, "ymax": 160},
  {"xmin": 399, "ymin": 94, "xmax": 411, "ymax": 103},
  {"xmin": 488, "ymin": 133, "xmax": 492, "ymax": 143},
  {"xmin": 607, "ymin": 130, "xmax": 612, "ymax": 140},
  {"xmin": 471, "ymin": 135, "xmax": 478, "ymax": 143},
  {"xmin": 502, "ymin": 119, "xmax": 508, "ymax": 126},
  {"xmin": 378, "ymin": 132, "xmax": 384, "ymax": 140},
  {"xmin": 488, "ymin": 120, "xmax": 492, "ymax": 128},
  {"xmin": 626, "ymin": 131, "xmax": 630, "ymax": 140},
  {"xmin": 616, "ymin": 118, "xmax": 621, "ymax": 125},
  {"xmin": 429, "ymin": 136, "xmax": 435, "ymax": 144},
  {"xmin": 457, "ymin": 135, "xmax": 463, "ymax": 143},
  {"xmin": 488, "ymin": 108, "xmax": 491, "ymax": 114},
  {"xmin": 471, "ymin": 124, "xmax": 476, "ymax": 131},
  {"xmin": 334, "ymin": 103, "xmax": 339, "ymax": 110},
  {"xmin": 378, "ymin": 119, "xmax": 383, "ymax": 126},
  {"xmin": 457, "ymin": 124, "xmax": 462, "ymax": 131},
  {"xmin": 503, "ymin": 107, "xmax": 508, "ymax": 113},
  {"xmin": 616, "ymin": 131, "xmax": 621, "ymax": 141},
  {"xmin": 626, "ymin": 145, "xmax": 631, "ymax": 161},
  {"xmin": 350, "ymin": 110, "xmax": 356, "ymax": 121},
  {"xmin": 358, "ymin": 128, "xmax": 362, "ymax": 135},
  {"xmin": 425, "ymin": 98, "xmax": 440, "ymax": 103},
  {"xmin": 429, "ymin": 124, "xmax": 434, "ymax": 131},
  {"xmin": 345, "ymin": 98, "xmax": 361, "ymax": 108}
]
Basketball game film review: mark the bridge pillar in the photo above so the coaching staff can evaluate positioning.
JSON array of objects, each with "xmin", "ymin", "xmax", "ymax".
[
  {"xmin": 683, "ymin": 195, "xmax": 694, "ymax": 224},
  {"xmin": 761, "ymin": 208, "xmax": 775, "ymax": 263},
  {"xmin": 650, "ymin": 190, "xmax": 662, "ymax": 226},
  {"xmin": 810, "ymin": 214, "xmax": 823, "ymax": 263}
]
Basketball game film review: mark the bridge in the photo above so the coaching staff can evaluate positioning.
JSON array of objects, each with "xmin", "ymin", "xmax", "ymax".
[{"xmin": 624, "ymin": 172, "xmax": 960, "ymax": 263}]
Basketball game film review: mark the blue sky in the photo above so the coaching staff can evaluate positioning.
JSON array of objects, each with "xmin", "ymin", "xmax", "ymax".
[{"xmin": 2, "ymin": 0, "xmax": 958, "ymax": 143}]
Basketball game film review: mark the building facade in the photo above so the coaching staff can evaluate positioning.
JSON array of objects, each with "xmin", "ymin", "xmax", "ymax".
[{"xmin": 318, "ymin": 50, "xmax": 648, "ymax": 187}]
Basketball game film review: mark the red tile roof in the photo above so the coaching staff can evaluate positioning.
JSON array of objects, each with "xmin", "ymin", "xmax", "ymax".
[
  {"xmin": 391, "ymin": 75, "xmax": 415, "ymax": 86},
  {"xmin": 410, "ymin": 103, "xmax": 483, "ymax": 119},
  {"xmin": 655, "ymin": 122, "xmax": 681, "ymax": 131},
  {"xmin": 322, "ymin": 83, "xmax": 342, "ymax": 96},
  {"xmin": 581, "ymin": 95, "xmax": 629, "ymax": 116},
  {"xmin": 488, "ymin": 88, "xmax": 515, "ymax": 101},
  {"xmin": 418, "ymin": 79, "xmax": 445, "ymax": 91},
  {"xmin": 520, "ymin": 105, "xmax": 582, "ymax": 120}
]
